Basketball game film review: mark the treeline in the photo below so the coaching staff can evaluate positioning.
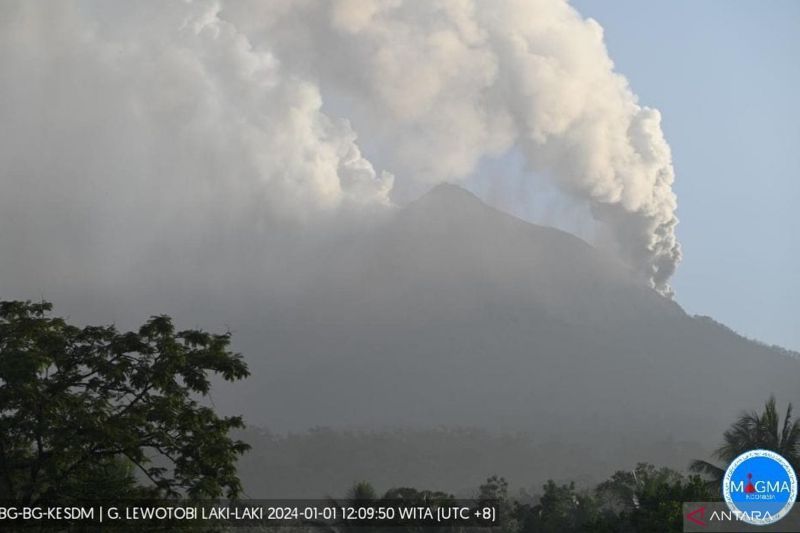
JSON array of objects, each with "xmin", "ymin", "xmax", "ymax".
[
  {"xmin": 234, "ymin": 426, "xmax": 705, "ymax": 499},
  {"xmin": 3, "ymin": 302, "xmax": 798, "ymax": 532},
  {"xmin": 314, "ymin": 464, "xmax": 712, "ymax": 533}
]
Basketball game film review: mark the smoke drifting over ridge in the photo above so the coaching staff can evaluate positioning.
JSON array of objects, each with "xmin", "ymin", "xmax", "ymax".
[{"xmin": 0, "ymin": 0, "xmax": 680, "ymax": 295}]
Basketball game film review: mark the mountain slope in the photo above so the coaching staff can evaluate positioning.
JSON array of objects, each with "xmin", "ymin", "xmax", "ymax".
[{"xmin": 229, "ymin": 184, "xmax": 799, "ymax": 494}]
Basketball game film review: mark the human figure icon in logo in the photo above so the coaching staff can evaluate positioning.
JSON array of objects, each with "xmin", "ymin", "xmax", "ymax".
[{"xmin": 745, "ymin": 473, "xmax": 756, "ymax": 494}]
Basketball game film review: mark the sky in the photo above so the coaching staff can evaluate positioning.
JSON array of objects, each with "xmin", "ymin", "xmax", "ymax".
[
  {"xmin": 570, "ymin": 0, "xmax": 800, "ymax": 351},
  {"xmin": 0, "ymin": 0, "xmax": 684, "ymax": 307},
  {"xmin": 0, "ymin": 0, "xmax": 797, "ymax": 352}
]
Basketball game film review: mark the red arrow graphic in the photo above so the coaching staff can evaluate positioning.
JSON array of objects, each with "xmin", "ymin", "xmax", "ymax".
[{"xmin": 686, "ymin": 506, "xmax": 707, "ymax": 527}]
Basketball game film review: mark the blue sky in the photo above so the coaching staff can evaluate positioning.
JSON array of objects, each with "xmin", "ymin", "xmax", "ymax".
[{"xmin": 568, "ymin": 0, "xmax": 800, "ymax": 350}]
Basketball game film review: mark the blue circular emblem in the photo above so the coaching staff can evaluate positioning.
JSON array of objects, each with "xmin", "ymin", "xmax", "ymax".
[{"xmin": 723, "ymin": 449, "xmax": 797, "ymax": 526}]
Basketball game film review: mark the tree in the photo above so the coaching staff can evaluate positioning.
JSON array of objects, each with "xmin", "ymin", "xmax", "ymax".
[
  {"xmin": 478, "ymin": 475, "xmax": 521, "ymax": 533},
  {"xmin": 691, "ymin": 396, "xmax": 800, "ymax": 485},
  {"xmin": 322, "ymin": 482, "xmax": 456, "ymax": 533},
  {"xmin": 0, "ymin": 300, "xmax": 250, "ymax": 504},
  {"xmin": 346, "ymin": 480, "xmax": 379, "ymax": 502},
  {"xmin": 516, "ymin": 480, "xmax": 601, "ymax": 533},
  {"xmin": 382, "ymin": 486, "xmax": 455, "ymax": 533},
  {"xmin": 382, "ymin": 486, "xmax": 453, "ymax": 505},
  {"xmin": 595, "ymin": 463, "xmax": 712, "ymax": 532},
  {"xmin": 509, "ymin": 465, "xmax": 712, "ymax": 533}
]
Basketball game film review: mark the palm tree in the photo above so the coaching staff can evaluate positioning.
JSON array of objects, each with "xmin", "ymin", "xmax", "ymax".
[{"xmin": 691, "ymin": 396, "xmax": 800, "ymax": 485}]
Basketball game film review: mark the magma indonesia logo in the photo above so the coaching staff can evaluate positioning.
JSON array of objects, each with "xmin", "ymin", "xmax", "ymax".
[{"xmin": 723, "ymin": 449, "xmax": 797, "ymax": 526}]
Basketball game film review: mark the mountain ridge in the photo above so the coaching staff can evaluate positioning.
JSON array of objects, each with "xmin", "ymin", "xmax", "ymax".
[{"xmin": 221, "ymin": 183, "xmax": 799, "ymax": 495}]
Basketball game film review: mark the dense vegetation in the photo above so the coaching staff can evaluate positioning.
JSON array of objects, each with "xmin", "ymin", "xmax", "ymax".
[
  {"xmin": 1, "ymin": 300, "xmax": 796, "ymax": 532},
  {"xmin": 322, "ymin": 465, "xmax": 712, "ymax": 533},
  {"xmin": 0, "ymin": 300, "xmax": 250, "ymax": 504},
  {"xmin": 321, "ymin": 397, "xmax": 798, "ymax": 532}
]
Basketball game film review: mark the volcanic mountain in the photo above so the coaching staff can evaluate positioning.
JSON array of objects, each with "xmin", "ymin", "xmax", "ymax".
[{"xmin": 231, "ymin": 184, "xmax": 799, "ymax": 494}]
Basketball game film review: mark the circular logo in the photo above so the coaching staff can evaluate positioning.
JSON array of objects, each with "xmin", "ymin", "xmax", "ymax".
[{"xmin": 723, "ymin": 449, "xmax": 797, "ymax": 526}]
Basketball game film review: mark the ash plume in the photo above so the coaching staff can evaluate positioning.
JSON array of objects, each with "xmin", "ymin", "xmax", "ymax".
[{"xmin": 0, "ymin": 0, "xmax": 680, "ymax": 295}]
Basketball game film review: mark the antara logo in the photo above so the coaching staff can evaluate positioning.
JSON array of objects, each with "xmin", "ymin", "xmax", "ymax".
[
  {"xmin": 729, "ymin": 473, "xmax": 791, "ymax": 498},
  {"xmin": 709, "ymin": 509, "xmax": 774, "ymax": 522}
]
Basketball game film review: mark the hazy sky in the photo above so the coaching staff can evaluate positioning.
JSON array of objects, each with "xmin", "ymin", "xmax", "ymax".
[
  {"xmin": 0, "ymin": 0, "xmax": 684, "ymax": 305},
  {"xmin": 1, "ymin": 1, "xmax": 797, "ymax": 352},
  {"xmin": 570, "ymin": 0, "xmax": 800, "ymax": 351}
]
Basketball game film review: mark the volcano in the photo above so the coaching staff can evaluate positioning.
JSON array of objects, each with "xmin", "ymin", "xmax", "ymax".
[{"xmin": 232, "ymin": 184, "xmax": 799, "ymax": 495}]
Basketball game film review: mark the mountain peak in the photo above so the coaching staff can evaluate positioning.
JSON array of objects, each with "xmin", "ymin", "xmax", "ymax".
[
  {"xmin": 416, "ymin": 183, "xmax": 484, "ymax": 207},
  {"xmin": 427, "ymin": 182, "xmax": 479, "ymax": 198},
  {"xmin": 402, "ymin": 183, "xmax": 494, "ymax": 224},
  {"xmin": 402, "ymin": 183, "xmax": 576, "ymax": 246}
]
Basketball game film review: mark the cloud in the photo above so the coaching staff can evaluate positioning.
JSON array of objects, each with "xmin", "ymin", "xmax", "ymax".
[{"xmin": 0, "ymin": 0, "xmax": 680, "ymax": 296}]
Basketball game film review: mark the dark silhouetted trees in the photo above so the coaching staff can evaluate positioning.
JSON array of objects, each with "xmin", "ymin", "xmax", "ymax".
[
  {"xmin": 0, "ymin": 300, "xmax": 250, "ymax": 505},
  {"xmin": 691, "ymin": 396, "xmax": 800, "ymax": 485}
]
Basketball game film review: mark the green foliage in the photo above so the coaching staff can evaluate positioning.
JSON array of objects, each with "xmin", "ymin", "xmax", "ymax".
[
  {"xmin": 322, "ymin": 482, "xmax": 456, "ymax": 533},
  {"xmin": 0, "ymin": 300, "xmax": 250, "ymax": 504},
  {"xmin": 594, "ymin": 463, "xmax": 713, "ymax": 532},
  {"xmin": 285, "ymin": 465, "xmax": 713, "ymax": 533},
  {"xmin": 383, "ymin": 486, "xmax": 453, "ymax": 504},
  {"xmin": 477, "ymin": 475, "xmax": 520, "ymax": 533},
  {"xmin": 488, "ymin": 464, "xmax": 714, "ymax": 533},
  {"xmin": 337, "ymin": 469, "xmax": 710, "ymax": 533},
  {"xmin": 691, "ymin": 396, "xmax": 800, "ymax": 485},
  {"xmin": 513, "ymin": 480, "xmax": 601, "ymax": 533},
  {"xmin": 347, "ymin": 480, "xmax": 378, "ymax": 501}
]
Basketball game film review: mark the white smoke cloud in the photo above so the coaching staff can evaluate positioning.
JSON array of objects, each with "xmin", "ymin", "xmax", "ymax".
[{"xmin": 0, "ymin": 0, "xmax": 680, "ymax": 295}]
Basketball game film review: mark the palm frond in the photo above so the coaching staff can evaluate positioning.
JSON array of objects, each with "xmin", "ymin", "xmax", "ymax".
[
  {"xmin": 694, "ymin": 397, "xmax": 800, "ymax": 487},
  {"xmin": 761, "ymin": 396, "xmax": 780, "ymax": 448},
  {"xmin": 689, "ymin": 460, "xmax": 724, "ymax": 481}
]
